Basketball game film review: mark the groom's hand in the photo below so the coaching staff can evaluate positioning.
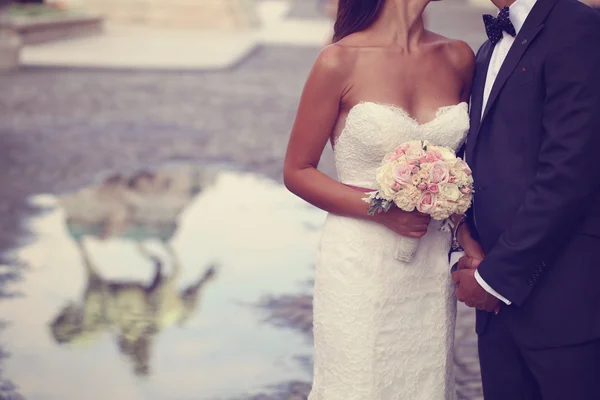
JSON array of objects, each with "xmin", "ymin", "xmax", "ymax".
[
  {"xmin": 458, "ymin": 255, "xmax": 482, "ymax": 271},
  {"xmin": 452, "ymin": 269, "xmax": 500, "ymax": 312}
]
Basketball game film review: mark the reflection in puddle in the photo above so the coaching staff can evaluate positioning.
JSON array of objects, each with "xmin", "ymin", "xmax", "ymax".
[
  {"xmin": 0, "ymin": 164, "xmax": 325, "ymax": 400},
  {"xmin": 50, "ymin": 240, "xmax": 218, "ymax": 377}
]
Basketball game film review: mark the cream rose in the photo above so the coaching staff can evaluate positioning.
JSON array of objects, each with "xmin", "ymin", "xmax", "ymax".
[
  {"xmin": 394, "ymin": 191, "xmax": 416, "ymax": 212},
  {"xmin": 439, "ymin": 183, "xmax": 461, "ymax": 202},
  {"xmin": 431, "ymin": 200, "xmax": 454, "ymax": 220},
  {"xmin": 456, "ymin": 198, "xmax": 471, "ymax": 215},
  {"xmin": 418, "ymin": 163, "xmax": 432, "ymax": 180},
  {"xmin": 454, "ymin": 159, "xmax": 472, "ymax": 175},
  {"xmin": 405, "ymin": 186, "xmax": 422, "ymax": 203},
  {"xmin": 436, "ymin": 146, "xmax": 456, "ymax": 161},
  {"xmin": 375, "ymin": 163, "xmax": 397, "ymax": 198},
  {"xmin": 451, "ymin": 173, "xmax": 468, "ymax": 187}
]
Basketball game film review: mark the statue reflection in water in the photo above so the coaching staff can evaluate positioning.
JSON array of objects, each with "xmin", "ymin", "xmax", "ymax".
[{"xmin": 49, "ymin": 165, "xmax": 219, "ymax": 377}]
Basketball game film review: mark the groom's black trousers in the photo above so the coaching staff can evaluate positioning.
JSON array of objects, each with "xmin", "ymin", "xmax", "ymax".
[{"xmin": 478, "ymin": 310, "xmax": 600, "ymax": 400}]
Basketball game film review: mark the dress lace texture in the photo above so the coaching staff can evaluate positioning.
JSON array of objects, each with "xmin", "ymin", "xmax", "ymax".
[{"xmin": 309, "ymin": 102, "xmax": 469, "ymax": 400}]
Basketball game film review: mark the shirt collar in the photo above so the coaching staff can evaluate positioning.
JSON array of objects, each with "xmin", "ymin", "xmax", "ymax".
[{"xmin": 508, "ymin": 0, "xmax": 538, "ymax": 34}]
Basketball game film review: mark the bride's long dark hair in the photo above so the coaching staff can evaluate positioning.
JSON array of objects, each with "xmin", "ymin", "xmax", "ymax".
[{"xmin": 333, "ymin": 0, "xmax": 386, "ymax": 42}]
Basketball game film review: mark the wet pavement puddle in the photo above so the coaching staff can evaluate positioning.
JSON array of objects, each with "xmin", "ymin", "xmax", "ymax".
[{"xmin": 0, "ymin": 164, "xmax": 325, "ymax": 400}]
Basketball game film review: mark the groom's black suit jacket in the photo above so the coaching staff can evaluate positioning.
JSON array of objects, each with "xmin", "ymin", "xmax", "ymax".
[{"xmin": 465, "ymin": 0, "xmax": 600, "ymax": 348}]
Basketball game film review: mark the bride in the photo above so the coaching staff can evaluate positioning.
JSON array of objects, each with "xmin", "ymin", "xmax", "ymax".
[{"xmin": 283, "ymin": 0, "xmax": 475, "ymax": 398}]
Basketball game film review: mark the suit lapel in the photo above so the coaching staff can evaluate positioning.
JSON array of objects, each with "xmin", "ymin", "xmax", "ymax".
[
  {"xmin": 466, "ymin": 41, "xmax": 494, "ymax": 161},
  {"xmin": 479, "ymin": 25, "xmax": 544, "ymax": 122},
  {"xmin": 479, "ymin": 0, "xmax": 560, "ymax": 123}
]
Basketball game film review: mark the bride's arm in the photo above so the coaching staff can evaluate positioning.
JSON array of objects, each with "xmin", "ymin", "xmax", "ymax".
[
  {"xmin": 284, "ymin": 46, "xmax": 369, "ymax": 219},
  {"xmin": 284, "ymin": 46, "xmax": 430, "ymax": 237}
]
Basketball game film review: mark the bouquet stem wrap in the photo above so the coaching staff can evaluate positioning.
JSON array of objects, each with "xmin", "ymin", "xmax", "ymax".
[{"xmin": 394, "ymin": 236, "xmax": 420, "ymax": 263}]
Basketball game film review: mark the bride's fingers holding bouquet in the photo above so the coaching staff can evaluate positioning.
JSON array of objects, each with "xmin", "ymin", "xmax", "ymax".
[{"xmin": 374, "ymin": 208, "xmax": 431, "ymax": 238}]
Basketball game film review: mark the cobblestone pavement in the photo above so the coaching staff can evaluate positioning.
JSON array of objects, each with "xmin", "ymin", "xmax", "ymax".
[
  {"xmin": 0, "ymin": 16, "xmax": 482, "ymax": 400},
  {"xmin": 0, "ymin": 45, "xmax": 316, "ymax": 238}
]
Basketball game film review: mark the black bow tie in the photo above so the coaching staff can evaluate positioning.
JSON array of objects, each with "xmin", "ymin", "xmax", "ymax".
[{"xmin": 483, "ymin": 6, "xmax": 516, "ymax": 45}]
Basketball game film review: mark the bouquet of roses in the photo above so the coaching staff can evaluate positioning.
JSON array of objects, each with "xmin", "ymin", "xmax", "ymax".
[{"xmin": 364, "ymin": 140, "xmax": 474, "ymax": 262}]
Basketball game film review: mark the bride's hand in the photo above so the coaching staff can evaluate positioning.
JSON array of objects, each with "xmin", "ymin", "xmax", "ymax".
[
  {"xmin": 375, "ymin": 208, "xmax": 431, "ymax": 238},
  {"xmin": 457, "ymin": 222, "xmax": 485, "ymax": 263}
]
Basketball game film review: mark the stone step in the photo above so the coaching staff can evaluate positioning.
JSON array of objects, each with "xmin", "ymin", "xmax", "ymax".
[
  {"xmin": 68, "ymin": 0, "xmax": 260, "ymax": 30},
  {"xmin": 11, "ymin": 13, "xmax": 103, "ymax": 45}
]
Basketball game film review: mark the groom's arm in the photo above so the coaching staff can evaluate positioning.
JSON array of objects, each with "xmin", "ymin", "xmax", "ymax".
[{"xmin": 476, "ymin": 24, "xmax": 600, "ymax": 307}]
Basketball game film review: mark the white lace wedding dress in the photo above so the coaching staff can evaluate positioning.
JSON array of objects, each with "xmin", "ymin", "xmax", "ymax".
[{"xmin": 309, "ymin": 102, "xmax": 470, "ymax": 400}]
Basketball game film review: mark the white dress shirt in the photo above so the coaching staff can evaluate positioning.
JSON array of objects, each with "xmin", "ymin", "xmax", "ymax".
[{"xmin": 474, "ymin": 0, "xmax": 538, "ymax": 306}]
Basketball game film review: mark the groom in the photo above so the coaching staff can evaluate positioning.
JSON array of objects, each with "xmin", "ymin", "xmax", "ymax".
[{"xmin": 453, "ymin": 0, "xmax": 600, "ymax": 398}]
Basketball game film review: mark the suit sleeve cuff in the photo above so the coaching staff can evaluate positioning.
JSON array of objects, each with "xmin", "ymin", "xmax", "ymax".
[{"xmin": 475, "ymin": 270, "xmax": 512, "ymax": 305}]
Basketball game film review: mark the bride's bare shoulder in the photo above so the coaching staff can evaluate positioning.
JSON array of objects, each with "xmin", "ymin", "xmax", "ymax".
[
  {"xmin": 312, "ymin": 41, "xmax": 359, "ymax": 77},
  {"xmin": 434, "ymin": 34, "xmax": 476, "ymax": 76}
]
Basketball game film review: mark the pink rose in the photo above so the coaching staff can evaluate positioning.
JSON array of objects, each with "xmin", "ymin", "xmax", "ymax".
[
  {"xmin": 392, "ymin": 164, "xmax": 413, "ymax": 185},
  {"xmin": 396, "ymin": 144, "xmax": 410, "ymax": 155},
  {"xmin": 426, "ymin": 151, "xmax": 443, "ymax": 163},
  {"xmin": 393, "ymin": 182, "xmax": 402, "ymax": 191},
  {"xmin": 417, "ymin": 191, "xmax": 437, "ymax": 214},
  {"xmin": 411, "ymin": 166, "xmax": 419, "ymax": 174},
  {"xmin": 408, "ymin": 160, "xmax": 417, "ymax": 166},
  {"xmin": 419, "ymin": 156, "xmax": 428, "ymax": 164},
  {"xmin": 449, "ymin": 176, "xmax": 455, "ymax": 183},
  {"xmin": 384, "ymin": 152, "xmax": 401, "ymax": 162},
  {"xmin": 417, "ymin": 182, "xmax": 427, "ymax": 191},
  {"xmin": 427, "ymin": 183, "xmax": 439, "ymax": 193},
  {"xmin": 460, "ymin": 186, "xmax": 472, "ymax": 194},
  {"xmin": 430, "ymin": 161, "xmax": 450, "ymax": 184}
]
